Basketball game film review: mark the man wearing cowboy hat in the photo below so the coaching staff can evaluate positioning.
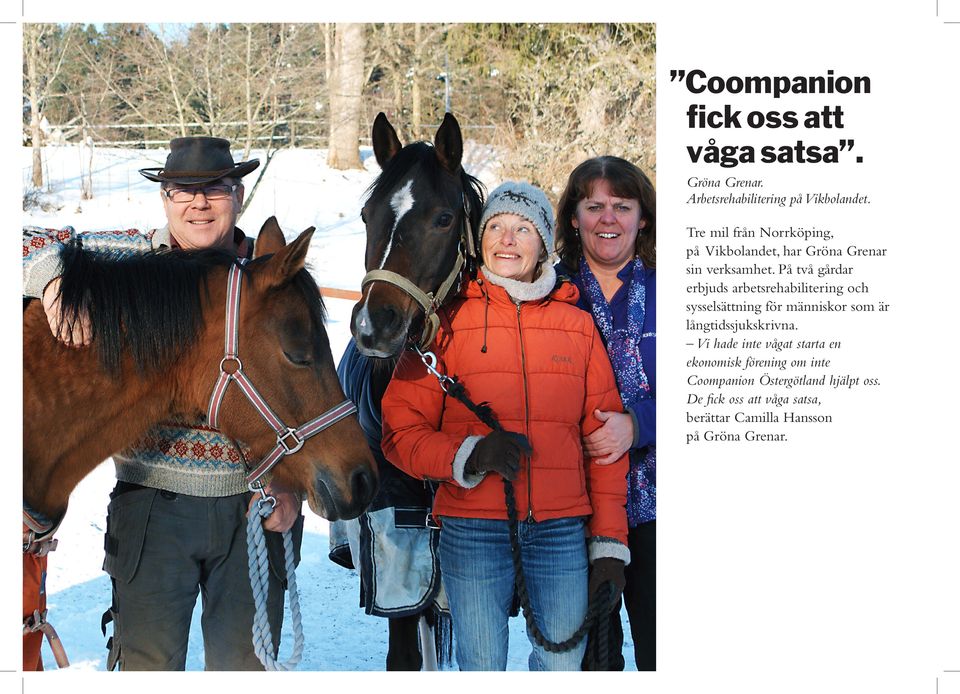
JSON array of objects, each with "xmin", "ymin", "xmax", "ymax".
[
  {"xmin": 140, "ymin": 135, "xmax": 261, "ymax": 253},
  {"xmin": 23, "ymin": 136, "xmax": 303, "ymax": 671}
]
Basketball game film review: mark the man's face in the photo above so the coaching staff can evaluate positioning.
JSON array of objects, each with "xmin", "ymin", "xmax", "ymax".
[{"xmin": 161, "ymin": 179, "xmax": 244, "ymax": 250}]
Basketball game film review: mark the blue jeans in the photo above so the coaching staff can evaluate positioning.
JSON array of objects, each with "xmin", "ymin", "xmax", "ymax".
[{"xmin": 439, "ymin": 515, "xmax": 588, "ymax": 671}]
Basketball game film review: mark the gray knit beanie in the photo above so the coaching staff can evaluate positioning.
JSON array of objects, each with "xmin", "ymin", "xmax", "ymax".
[{"xmin": 478, "ymin": 181, "xmax": 555, "ymax": 255}]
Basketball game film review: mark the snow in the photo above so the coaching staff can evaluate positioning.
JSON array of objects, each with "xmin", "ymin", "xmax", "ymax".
[{"xmin": 22, "ymin": 143, "xmax": 636, "ymax": 672}]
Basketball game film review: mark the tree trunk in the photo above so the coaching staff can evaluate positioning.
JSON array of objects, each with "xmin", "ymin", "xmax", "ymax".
[
  {"xmin": 26, "ymin": 26, "xmax": 44, "ymax": 188},
  {"xmin": 155, "ymin": 27, "xmax": 188, "ymax": 137},
  {"xmin": 327, "ymin": 23, "xmax": 364, "ymax": 170},
  {"xmin": 30, "ymin": 115, "xmax": 43, "ymax": 189},
  {"xmin": 80, "ymin": 92, "xmax": 93, "ymax": 200}
]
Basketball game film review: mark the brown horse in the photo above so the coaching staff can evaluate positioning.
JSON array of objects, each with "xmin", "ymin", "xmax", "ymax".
[{"xmin": 23, "ymin": 217, "xmax": 377, "ymax": 524}]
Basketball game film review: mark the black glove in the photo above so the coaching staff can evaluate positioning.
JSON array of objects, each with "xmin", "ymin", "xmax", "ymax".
[
  {"xmin": 588, "ymin": 557, "xmax": 626, "ymax": 605},
  {"xmin": 464, "ymin": 430, "xmax": 533, "ymax": 481}
]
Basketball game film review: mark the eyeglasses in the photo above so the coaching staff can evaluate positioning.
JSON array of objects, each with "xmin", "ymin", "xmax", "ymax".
[{"xmin": 163, "ymin": 183, "xmax": 239, "ymax": 203}]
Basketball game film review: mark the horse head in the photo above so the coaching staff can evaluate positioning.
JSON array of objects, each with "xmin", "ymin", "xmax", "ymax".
[
  {"xmin": 212, "ymin": 217, "xmax": 378, "ymax": 520},
  {"xmin": 352, "ymin": 112, "xmax": 483, "ymax": 358}
]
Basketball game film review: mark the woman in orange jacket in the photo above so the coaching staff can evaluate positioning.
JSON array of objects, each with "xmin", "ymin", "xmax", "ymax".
[{"xmin": 381, "ymin": 181, "xmax": 629, "ymax": 670}]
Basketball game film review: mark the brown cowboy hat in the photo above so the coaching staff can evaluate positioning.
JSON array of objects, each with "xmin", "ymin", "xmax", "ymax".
[{"xmin": 139, "ymin": 136, "xmax": 260, "ymax": 185}]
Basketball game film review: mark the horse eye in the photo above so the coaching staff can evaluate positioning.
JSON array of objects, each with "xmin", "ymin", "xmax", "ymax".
[
  {"xmin": 283, "ymin": 350, "xmax": 313, "ymax": 367},
  {"xmin": 436, "ymin": 212, "xmax": 454, "ymax": 228}
]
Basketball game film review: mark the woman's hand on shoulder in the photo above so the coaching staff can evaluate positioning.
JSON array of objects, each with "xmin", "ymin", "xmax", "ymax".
[{"xmin": 582, "ymin": 409, "xmax": 634, "ymax": 465}]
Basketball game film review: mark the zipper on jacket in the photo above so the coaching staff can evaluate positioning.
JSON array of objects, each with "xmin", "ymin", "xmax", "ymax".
[{"xmin": 516, "ymin": 301, "xmax": 534, "ymax": 522}]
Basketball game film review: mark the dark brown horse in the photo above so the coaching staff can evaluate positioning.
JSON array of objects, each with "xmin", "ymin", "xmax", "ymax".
[
  {"xmin": 23, "ymin": 217, "xmax": 377, "ymax": 524},
  {"xmin": 352, "ymin": 112, "xmax": 483, "ymax": 357},
  {"xmin": 337, "ymin": 112, "xmax": 483, "ymax": 669}
]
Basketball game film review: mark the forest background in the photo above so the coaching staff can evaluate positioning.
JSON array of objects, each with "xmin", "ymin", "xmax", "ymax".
[{"xmin": 23, "ymin": 22, "xmax": 656, "ymax": 209}]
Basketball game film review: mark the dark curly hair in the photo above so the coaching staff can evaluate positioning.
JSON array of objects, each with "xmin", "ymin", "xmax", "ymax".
[{"xmin": 556, "ymin": 156, "xmax": 656, "ymax": 271}]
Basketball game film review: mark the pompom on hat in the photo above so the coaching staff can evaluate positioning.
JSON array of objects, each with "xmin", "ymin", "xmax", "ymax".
[
  {"xmin": 139, "ymin": 137, "xmax": 260, "ymax": 185},
  {"xmin": 478, "ymin": 181, "xmax": 555, "ymax": 255}
]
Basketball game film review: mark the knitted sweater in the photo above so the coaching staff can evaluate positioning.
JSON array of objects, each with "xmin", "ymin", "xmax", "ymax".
[{"xmin": 23, "ymin": 224, "xmax": 252, "ymax": 497}]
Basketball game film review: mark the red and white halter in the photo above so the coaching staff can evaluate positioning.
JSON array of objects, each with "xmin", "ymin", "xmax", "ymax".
[{"xmin": 207, "ymin": 259, "xmax": 357, "ymax": 490}]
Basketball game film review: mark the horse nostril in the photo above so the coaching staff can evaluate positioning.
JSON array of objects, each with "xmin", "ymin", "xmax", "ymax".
[
  {"xmin": 379, "ymin": 306, "xmax": 403, "ymax": 334},
  {"xmin": 351, "ymin": 466, "xmax": 377, "ymax": 506}
]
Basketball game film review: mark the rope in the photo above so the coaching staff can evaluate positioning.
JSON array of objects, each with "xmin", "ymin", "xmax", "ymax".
[
  {"xmin": 502, "ymin": 475, "xmax": 615, "ymax": 658},
  {"xmin": 246, "ymin": 498, "xmax": 304, "ymax": 671},
  {"xmin": 421, "ymin": 355, "xmax": 618, "ymax": 658}
]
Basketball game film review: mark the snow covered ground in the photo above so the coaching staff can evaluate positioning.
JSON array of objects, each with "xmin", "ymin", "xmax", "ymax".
[{"xmin": 21, "ymin": 143, "xmax": 636, "ymax": 672}]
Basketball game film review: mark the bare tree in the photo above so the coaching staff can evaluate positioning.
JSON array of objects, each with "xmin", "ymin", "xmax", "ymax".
[
  {"xmin": 79, "ymin": 91, "xmax": 93, "ymax": 199},
  {"xmin": 149, "ymin": 25, "xmax": 195, "ymax": 136},
  {"xmin": 327, "ymin": 23, "xmax": 366, "ymax": 170},
  {"xmin": 23, "ymin": 21, "xmax": 655, "ymax": 199},
  {"xmin": 23, "ymin": 24, "xmax": 72, "ymax": 188},
  {"xmin": 457, "ymin": 23, "xmax": 657, "ymax": 191},
  {"xmin": 75, "ymin": 24, "xmax": 186, "ymax": 140},
  {"xmin": 410, "ymin": 23, "xmax": 451, "ymax": 138},
  {"xmin": 362, "ymin": 23, "xmax": 452, "ymax": 141}
]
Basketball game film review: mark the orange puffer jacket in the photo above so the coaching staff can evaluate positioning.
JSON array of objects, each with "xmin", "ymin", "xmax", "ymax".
[{"xmin": 382, "ymin": 271, "xmax": 629, "ymax": 555}]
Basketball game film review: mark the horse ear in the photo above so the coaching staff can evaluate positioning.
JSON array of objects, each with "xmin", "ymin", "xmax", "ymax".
[
  {"xmin": 434, "ymin": 112, "xmax": 463, "ymax": 174},
  {"xmin": 254, "ymin": 216, "xmax": 287, "ymax": 258},
  {"xmin": 372, "ymin": 112, "xmax": 402, "ymax": 169},
  {"xmin": 261, "ymin": 227, "xmax": 315, "ymax": 287}
]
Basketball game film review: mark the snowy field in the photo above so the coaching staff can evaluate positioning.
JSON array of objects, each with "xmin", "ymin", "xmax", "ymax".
[{"xmin": 21, "ymin": 143, "xmax": 636, "ymax": 672}]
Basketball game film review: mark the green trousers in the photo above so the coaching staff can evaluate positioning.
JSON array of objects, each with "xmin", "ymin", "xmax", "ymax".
[{"xmin": 101, "ymin": 484, "xmax": 303, "ymax": 670}]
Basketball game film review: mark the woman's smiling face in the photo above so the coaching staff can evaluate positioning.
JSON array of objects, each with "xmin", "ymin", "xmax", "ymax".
[
  {"xmin": 573, "ymin": 178, "xmax": 644, "ymax": 271},
  {"xmin": 481, "ymin": 213, "xmax": 544, "ymax": 283}
]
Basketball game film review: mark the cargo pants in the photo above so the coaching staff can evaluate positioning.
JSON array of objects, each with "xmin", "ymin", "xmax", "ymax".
[{"xmin": 101, "ymin": 483, "xmax": 303, "ymax": 670}]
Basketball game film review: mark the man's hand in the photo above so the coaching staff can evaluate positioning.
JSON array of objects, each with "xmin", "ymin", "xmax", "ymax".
[
  {"xmin": 464, "ymin": 430, "xmax": 533, "ymax": 481},
  {"xmin": 248, "ymin": 484, "xmax": 302, "ymax": 533},
  {"xmin": 42, "ymin": 277, "xmax": 92, "ymax": 347},
  {"xmin": 583, "ymin": 410, "xmax": 634, "ymax": 465}
]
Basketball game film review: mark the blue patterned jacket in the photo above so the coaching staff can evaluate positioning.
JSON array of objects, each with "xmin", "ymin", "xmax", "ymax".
[{"xmin": 556, "ymin": 260, "xmax": 656, "ymax": 525}]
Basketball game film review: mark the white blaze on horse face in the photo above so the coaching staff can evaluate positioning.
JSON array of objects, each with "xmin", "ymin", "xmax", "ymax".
[{"xmin": 379, "ymin": 179, "xmax": 415, "ymax": 269}]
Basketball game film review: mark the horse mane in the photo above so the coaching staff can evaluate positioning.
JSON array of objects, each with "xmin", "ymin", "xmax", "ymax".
[
  {"xmin": 364, "ymin": 141, "xmax": 487, "ymax": 217},
  {"xmin": 461, "ymin": 170, "xmax": 485, "ymax": 277},
  {"xmin": 463, "ymin": 171, "xmax": 485, "ymax": 226},
  {"xmin": 57, "ymin": 242, "xmax": 237, "ymax": 375},
  {"xmin": 364, "ymin": 142, "xmax": 434, "ymax": 202}
]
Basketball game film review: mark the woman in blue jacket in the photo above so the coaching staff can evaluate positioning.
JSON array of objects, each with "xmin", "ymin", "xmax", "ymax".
[{"xmin": 555, "ymin": 156, "xmax": 656, "ymax": 671}]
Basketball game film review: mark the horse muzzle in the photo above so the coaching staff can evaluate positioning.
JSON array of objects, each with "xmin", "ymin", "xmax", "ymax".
[
  {"xmin": 351, "ymin": 296, "xmax": 413, "ymax": 359},
  {"xmin": 309, "ymin": 462, "xmax": 378, "ymax": 521}
]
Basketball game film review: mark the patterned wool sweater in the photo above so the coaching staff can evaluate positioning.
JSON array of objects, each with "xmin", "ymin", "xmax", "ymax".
[{"xmin": 23, "ymin": 225, "xmax": 252, "ymax": 497}]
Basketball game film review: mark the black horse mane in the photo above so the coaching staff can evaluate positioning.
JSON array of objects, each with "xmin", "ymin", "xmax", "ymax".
[
  {"xmin": 365, "ymin": 141, "xmax": 486, "ymax": 273},
  {"xmin": 57, "ymin": 242, "xmax": 329, "ymax": 377},
  {"xmin": 57, "ymin": 242, "xmax": 239, "ymax": 375}
]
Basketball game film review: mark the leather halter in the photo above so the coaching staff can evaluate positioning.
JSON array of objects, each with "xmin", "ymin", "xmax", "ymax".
[
  {"xmin": 360, "ymin": 192, "xmax": 476, "ymax": 350},
  {"xmin": 207, "ymin": 259, "xmax": 357, "ymax": 490},
  {"xmin": 23, "ymin": 503, "xmax": 64, "ymax": 556}
]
